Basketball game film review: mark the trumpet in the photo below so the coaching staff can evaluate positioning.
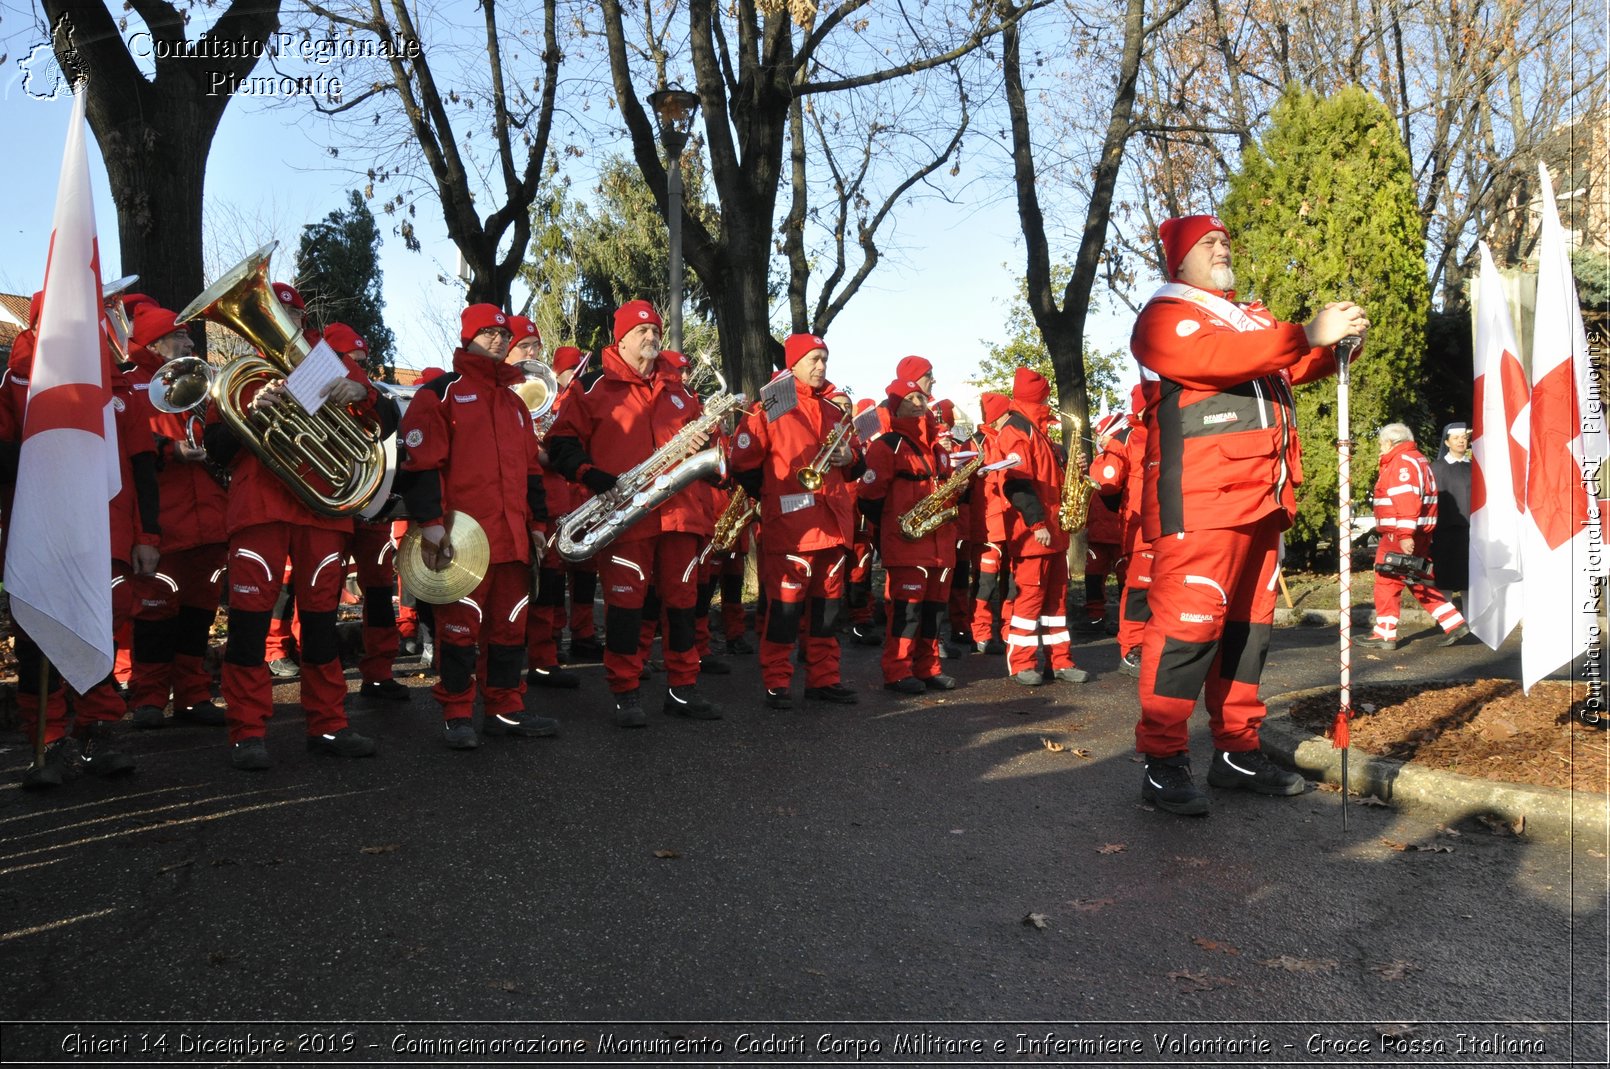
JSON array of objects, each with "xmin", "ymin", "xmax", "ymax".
[{"xmin": 797, "ymin": 393, "xmax": 855, "ymax": 491}]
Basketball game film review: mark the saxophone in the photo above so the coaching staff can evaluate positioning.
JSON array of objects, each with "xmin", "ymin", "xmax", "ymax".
[
  {"xmin": 1057, "ymin": 412, "xmax": 1098, "ymax": 534},
  {"xmin": 556, "ymin": 391, "xmax": 747, "ymax": 563},
  {"xmin": 899, "ymin": 455, "xmax": 984, "ymax": 541},
  {"xmin": 702, "ymin": 487, "xmax": 757, "ymax": 562}
]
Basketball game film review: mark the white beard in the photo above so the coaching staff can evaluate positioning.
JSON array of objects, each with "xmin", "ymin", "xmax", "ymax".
[{"xmin": 1209, "ymin": 265, "xmax": 1236, "ymax": 291}]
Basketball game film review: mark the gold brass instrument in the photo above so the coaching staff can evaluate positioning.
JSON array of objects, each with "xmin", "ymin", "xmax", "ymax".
[
  {"xmin": 511, "ymin": 359, "xmax": 558, "ymax": 421},
  {"xmin": 899, "ymin": 455, "xmax": 982, "ymax": 540},
  {"xmin": 396, "ymin": 511, "xmax": 491, "ymax": 604},
  {"xmin": 1057, "ymin": 411, "xmax": 1099, "ymax": 534},
  {"xmin": 176, "ymin": 242, "xmax": 386, "ymax": 517},
  {"xmin": 702, "ymin": 487, "xmax": 757, "ymax": 562},
  {"xmin": 556, "ymin": 391, "xmax": 747, "ymax": 563},
  {"xmin": 797, "ymin": 393, "xmax": 855, "ymax": 491}
]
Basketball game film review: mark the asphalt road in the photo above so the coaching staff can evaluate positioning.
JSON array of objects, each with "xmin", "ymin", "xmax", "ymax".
[{"xmin": 1, "ymin": 620, "xmax": 1605, "ymax": 1067}]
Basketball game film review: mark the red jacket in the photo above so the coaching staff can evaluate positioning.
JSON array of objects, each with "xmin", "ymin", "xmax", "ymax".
[
  {"xmin": 730, "ymin": 374, "xmax": 857, "ymax": 553},
  {"xmin": 400, "ymin": 348, "xmax": 545, "ymax": 565},
  {"xmin": 1090, "ymin": 416, "xmax": 1152, "ymax": 556},
  {"xmin": 1132, "ymin": 284, "xmax": 1337, "ymax": 538},
  {"xmin": 1373, "ymin": 440, "xmax": 1438, "ymax": 554},
  {"xmin": 858, "ymin": 405, "xmax": 955, "ymax": 569},
  {"xmin": 125, "ymin": 346, "xmax": 229, "ymax": 552},
  {"xmin": 994, "ymin": 399, "xmax": 1067, "ymax": 558},
  {"xmin": 546, "ymin": 345, "xmax": 712, "ymax": 543}
]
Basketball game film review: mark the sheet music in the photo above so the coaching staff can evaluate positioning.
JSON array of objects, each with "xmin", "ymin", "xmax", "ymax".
[
  {"xmin": 760, "ymin": 374, "xmax": 798, "ymax": 422},
  {"xmin": 285, "ymin": 340, "xmax": 347, "ymax": 415}
]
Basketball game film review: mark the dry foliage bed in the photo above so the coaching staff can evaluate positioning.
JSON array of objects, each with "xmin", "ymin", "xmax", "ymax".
[{"xmin": 1288, "ymin": 679, "xmax": 1609, "ymax": 793}]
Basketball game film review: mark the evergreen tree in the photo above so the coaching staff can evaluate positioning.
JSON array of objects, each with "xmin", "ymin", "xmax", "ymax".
[
  {"xmin": 296, "ymin": 191, "xmax": 397, "ymax": 379},
  {"xmin": 1220, "ymin": 86, "xmax": 1429, "ymax": 555}
]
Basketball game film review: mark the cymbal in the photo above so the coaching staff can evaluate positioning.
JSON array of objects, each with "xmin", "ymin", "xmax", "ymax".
[{"xmin": 396, "ymin": 511, "xmax": 490, "ymax": 604}]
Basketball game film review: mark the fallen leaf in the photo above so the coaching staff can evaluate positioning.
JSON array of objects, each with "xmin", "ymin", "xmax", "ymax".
[
  {"xmin": 1071, "ymin": 748, "xmax": 1093, "ymax": 759},
  {"xmin": 803, "ymin": 967, "xmax": 826, "ymax": 976},
  {"xmin": 360, "ymin": 843, "xmax": 400, "ymax": 855},
  {"xmin": 1383, "ymin": 838, "xmax": 1454, "ymax": 853},
  {"xmin": 1477, "ymin": 813, "xmax": 1525, "ymax": 837},
  {"xmin": 1589, "ymin": 849, "xmax": 1607, "ymax": 859},
  {"xmin": 1167, "ymin": 969, "xmax": 1237, "ymax": 993},
  {"xmin": 1041, "ymin": 738, "xmax": 1067, "ymax": 752},
  {"xmin": 653, "ymin": 849, "xmax": 681, "ymax": 859},
  {"xmin": 1068, "ymin": 897, "xmax": 1115, "ymax": 912},
  {"xmin": 1097, "ymin": 843, "xmax": 1126, "ymax": 855},
  {"xmin": 1356, "ymin": 795, "xmax": 1389, "ymax": 807},
  {"xmin": 159, "ymin": 860, "xmax": 194, "ymax": 874},
  {"xmin": 1192, "ymin": 936, "xmax": 1241, "ymax": 956},
  {"xmin": 208, "ymin": 951, "xmax": 231, "ymax": 966},
  {"xmin": 1260, "ymin": 956, "xmax": 1338, "ymax": 973},
  {"xmin": 1023, "ymin": 913, "xmax": 1049, "ymax": 930},
  {"xmin": 1371, "ymin": 960, "xmax": 1422, "ymax": 981},
  {"xmin": 486, "ymin": 979, "xmax": 518, "ymax": 992}
]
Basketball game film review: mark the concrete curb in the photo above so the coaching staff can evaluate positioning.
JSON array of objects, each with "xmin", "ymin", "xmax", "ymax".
[
  {"xmin": 1273, "ymin": 606, "xmax": 1433, "ymax": 628},
  {"xmin": 1261, "ymin": 684, "xmax": 1609, "ymax": 844}
]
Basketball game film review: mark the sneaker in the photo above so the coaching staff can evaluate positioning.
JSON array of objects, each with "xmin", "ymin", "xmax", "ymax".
[
  {"xmin": 419, "ymin": 641, "xmax": 435, "ymax": 667},
  {"xmin": 131, "ymin": 704, "xmax": 168, "ymax": 730},
  {"xmin": 1012, "ymin": 669, "xmax": 1045, "ymax": 686},
  {"xmin": 77, "ymin": 725, "xmax": 135, "ymax": 777},
  {"xmin": 360, "ymin": 679, "xmax": 411, "ymax": 701},
  {"xmin": 700, "ymin": 656, "xmax": 732, "ymax": 676},
  {"xmin": 442, "ymin": 718, "xmax": 480, "ymax": 749},
  {"xmin": 1358, "ymin": 635, "xmax": 1398, "ymax": 651},
  {"xmin": 663, "ymin": 685, "xmax": 723, "ymax": 720},
  {"xmin": 1440, "ymin": 624, "xmax": 1474, "ymax": 647},
  {"xmin": 400, "ymin": 635, "xmax": 422, "ymax": 657},
  {"xmin": 937, "ymin": 642, "xmax": 960, "ymax": 660},
  {"xmin": 765, "ymin": 687, "xmax": 793, "ymax": 710},
  {"xmin": 230, "ymin": 737, "xmax": 273, "ymax": 771},
  {"xmin": 307, "ymin": 727, "xmax": 377, "ymax": 758},
  {"xmin": 1207, "ymin": 748, "xmax": 1305, "ymax": 796},
  {"xmin": 1053, "ymin": 667, "xmax": 1091, "ymax": 684},
  {"xmin": 483, "ymin": 710, "xmax": 560, "ymax": 738},
  {"xmin": 175, "ymin": 699, "xmax": 228, "ymax": 725},
  {"xmin": 569, "ymin": 636, "xmax": 604, "ymax": 661},
  {"xmin": 1142, "ymin": 754, "xmax": 1209, "ymax": 815},
  {"xmin": 976, "ymin": 638, "xmax": 1006, "ymax": 655},
  {"xmin": 267, "ymin": 658, "xmax": 300, "ymax": 679},
  {"xmin": 1118, "ymin": 650, "xmax": 1141, "ymax": 678},
  {"xmin": 849, "ymin": 623, "xmax": 882, "ymax": 647},
  {"xmin": 725, "ymin": 635, "xmax": 755, "ymax": 654},
  {"xmin": 21, "ymin": 738, "xmax": 80, "ymax": 789},
  {"xmin": 526, "ymin": 665, "xmax": 581, "ymax": 689},
  {"xmin": 803, "ymin": 683, "xmax": 858, "ymax": 705},
  {"xmin": 921, "ymin": 674, "xmax": 958, "ymax": 691},
  {"xmin": 613, "ymin": 690, "xmax": 648, "ymax": 728},
  {"xmin": 884, "ymin": 677, "xmax": 925, "ymax": 695}
]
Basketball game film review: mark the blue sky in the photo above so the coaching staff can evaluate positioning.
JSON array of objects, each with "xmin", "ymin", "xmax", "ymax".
[{"xmin": 0, "ymin": 35, "xmax": 1139, "ymax": 421}]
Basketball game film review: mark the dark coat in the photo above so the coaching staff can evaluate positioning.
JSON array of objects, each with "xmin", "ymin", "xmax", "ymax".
[{"xmin": 1429, "ymin": 422, "xmax": 1472, "ymax": 591}]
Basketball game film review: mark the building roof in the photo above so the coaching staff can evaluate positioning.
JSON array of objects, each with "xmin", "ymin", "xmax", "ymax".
[{"xmin": 0, "ymin": 292, "xmax": 31, "ymax": 327}]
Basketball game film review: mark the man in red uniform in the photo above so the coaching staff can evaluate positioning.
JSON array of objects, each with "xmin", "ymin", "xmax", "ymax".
[
  {"xmin": 263, "ymin": 282, "xmax": 318, "ymax": 679},
  {"xmin": 1080, "ymin": 411, "xmax": 1126, "ymax": 633},
  {"xmin": 857, "ymin": 358, "xmax": 958, "ymax": 694},
  {"xmin": 997, "ymin": 367, "xmax": 1088, "ymax": 687},
  {"xmin": 521, "ymin": 336, "xmax": 583, "ymax": 689},
  {"xmin": 1090, "ymin": 384, "xmax": 1154, "ymax": 677},
  {"xmin": 546, "ymin": 300, "xmax": 722, "ymax": 727},
  {"xmin": 401, "ymin": 304, "xmax": 555, "ymax": 748},
  {"xmin": 968, "ymin": 392, "xmax": 1013, "ymax": 654},
  {"xmin": 731, "ymin": 333, "xmax": 860, "ymax": 709},
  {"xmin": 1132, "ymin": 213, "xmax": 1369, "ymax": 815},
  {"xmin": 124, "ymin": 299, "xmax": 231, "ymax": 728},
  {"xmin": 206, "ymin": 304, "xmax": 387, "ymax": 770},
  {"xmin": 1362, "ymin": 423, "xmax": 1469, "ymax": 650}
]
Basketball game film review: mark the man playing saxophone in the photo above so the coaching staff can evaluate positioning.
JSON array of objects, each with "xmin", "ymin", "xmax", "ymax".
[
  {"xmin": 730, "ymin": 333, "xmax": 860, "ymax": 709},
  {"xmin": 546, "ymin": 300, "xmax": 723, "ymax": 728}
]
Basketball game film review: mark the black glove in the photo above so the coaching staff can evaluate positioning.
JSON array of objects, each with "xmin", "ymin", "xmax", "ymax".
[{"xmin": 581, "ymin": 467, "xmax": 618, "ymax": 494}]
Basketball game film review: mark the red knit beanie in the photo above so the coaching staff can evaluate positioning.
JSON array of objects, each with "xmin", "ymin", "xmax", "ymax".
[
  {"xmin": 322, "ymin": 322, "xmax": 368, "ymax": 356},
  {"xmin": 508, "ymin": 316, "xmax": 540, "ymax": 345},
  {"xmin": 418, "ymin": 366, "xmax": 447, "ymax": 384},
  {"xmin": 933, "ymin": 398, "xmax": 955, "ymax": 427},
  {"xmin": 1158, "ymin": 214, "xmax": 1228, "ymax": 280},
  {"xmin": 272, "ymin": 283, "xmax": 305, "ymax": 312},
  {"xmin": 1013, "ymin": 367, "xmax": 1050, "ymax": 404},
  {"xmin": 130, "ymin": 302, "xmax": 183, "ymax": 347},
  {"xmin": 894, "ymin": 355, "xmax": 932, "ymax": 383},
  {"xmin": 460, "ymin": 303, "xmax": 509, "ymax": 341},
  {"xmin": 785, "ymin": 333, "xmax": 827, "ymax": 370},
  {"xmin": 613, "ymin": 300, "xmax": 662, "ymax": 344},
  {"xmin": 552, "ymin": 346, "xmax": 585, "ymax": 374},
  {"xmin": 980, "ymin": 392, "xmax": 1009, "ymax": 423}
]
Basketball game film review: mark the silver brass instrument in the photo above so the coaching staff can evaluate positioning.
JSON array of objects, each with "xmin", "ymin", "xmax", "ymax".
[
  {"xmin": 556, "ymin": 391, "xmax": 747, "ymax": 563},
  {"xmin": 102, "ymin": 274, "xmax": 139, "ymax": 362},
  {"xmin": 511, "ymin": 359, "xmax": 558, "ymax": 426},
  {"xmin": 177, "ymin": 242, "xmax": 386, "ymax": 517},
  {"xmin": 148, "ymin": 356, "xmax": 230, "ymax": 489},
  {"xmin": 797, "ymin": 391, "xmax": 855, "ymax": 491}
]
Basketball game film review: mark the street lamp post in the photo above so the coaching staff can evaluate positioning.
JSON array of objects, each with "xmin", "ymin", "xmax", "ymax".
[{"xmin": 647, "ymin": 84, "xmax": 701, "ymax": 353}]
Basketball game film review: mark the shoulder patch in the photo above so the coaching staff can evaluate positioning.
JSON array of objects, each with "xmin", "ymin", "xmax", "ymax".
[
  {"xmin": 1176, "ymin": 319, "xmax": 1201, "ymax": 337},
  {"xmin": 736, "ymin": 431, "xmax": 752, "ymax": 450},
  {"xmin": 1399, "ymin": 470, "xmax": 1411, "ymax": 481},
  {"xmin": 405, "ymin": 428, "xmax": 424, "ymax": 449},
  {"xmin": 861, "ymin": 470, "xmax": 877, "ymax": 484}
]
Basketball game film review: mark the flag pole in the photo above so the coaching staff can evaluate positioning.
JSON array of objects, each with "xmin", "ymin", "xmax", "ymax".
[{"xmin": 1334, "ymin": 336, "xmax": 1362, "ymax": 829}]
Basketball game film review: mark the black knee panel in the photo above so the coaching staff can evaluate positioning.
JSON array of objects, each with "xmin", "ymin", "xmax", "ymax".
[
  {"xmin": 174, "ymin": 605, "xmax": 216, "ymax": 657},
  {"xmin": 225, "ymin": 609, "xmax": 272, "ymax": 667},
  {"xmin": 571, "ymin": 570, "xmax": 597, "ymax": 604},
  {"xmin": 1123, "ymin": 584, "xmax": 1152, "ymax": 623},
  {"xmin": 808, "ymin": 595, "xmax": 840, "ymax": 638},
  {"xmin": 298, "ymin": 610, "xmax": 340, "ymax": 665},
  {"xmin": 486, "ymin": 643, "xmax": 525, "ymax": 689},
  {"xmin": 846, "ymin": 581, "xmax": 869, "ymax": 609},
  {"xmin": 1218, "ymin": 621, "xmax": 1272, "ymax": 685},
  {"xmin": 665, "ymin": 605, "xmax": 698, "ymax": 652},
  {"xmin": 132, "ymin": 617, "xmax": 176, "ymax": 664},
  {"xmin": 535, "ymin": 568, "xmax": 567, "ymax": 607},
  {"xmin": 694, "ymin": 580, "xmax": 715, "ymax": 620},
  {"xmin": 1155, "ymin": 636, "xmax": 1220, "ymax": 702},
  {"xmin": 439, "ymin": 642, "xmax": 477, "ymax": 694},
  {"xmin": 605, "ymin": 604, "xmax": 643, "ymax": 655},
  {"xmin": 918, "ymin": 600, "xmax": 942, "ymax": 639},
  {"xmin": 719, "ymin": 572, "xmax": 743, "ymax": 603},
  {"xmin": 1085, "ymin": 573, "xmax": 1106, "ymax": 601},
  {"xmin": 642, "ymin": 588, "xmax": 662, "ymax": 622},
  {"xmin": 765, "ymin": 598, "xmax": 804, "ymax": 645},
  {"xmin": 975, "ymin": 570, "xmax": 1000, "ymax": 605},
  {"xmin": 362, "ymin": 586, "xmax": 397, "ymax": 629},
  {"xmin": 887, "ymin": 600, "xmax": 920, "ymax": 642}
]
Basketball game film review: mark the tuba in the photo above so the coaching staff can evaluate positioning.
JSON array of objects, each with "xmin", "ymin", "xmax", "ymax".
[
  {"xmin": 556, "ymin": 391, "xmax": 747, "ymax": 563},
  {"xmin": 177, "ymin": 243, "xmax": 387, "ymax": 517}
]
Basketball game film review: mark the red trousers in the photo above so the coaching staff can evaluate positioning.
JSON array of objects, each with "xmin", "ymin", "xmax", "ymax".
[
  {"xmin": 1084, "ymin": 540, "xmax": 1120, "ymax": 621},
  {"xmin": 1005, "ymin": 552, "xmax": 1074, "ymax": 674},
  {"xmin": 128, "ymin": 543, "xmax": 227, "ymax": 712},
  {"xmin": 759, "ymin": 547, "xmax": 846, "ymax": 689},
  {"xmin": 432, "ymin": 560, "xmax": 530, "ymax": 721},
  {"xmin": 17, "ymin": 560, "xmax": 134, "ymax": 744},
  {"xmin": 1136, "ymin": 517, "xmax": 1281, "ymax": 757},
  {"xmin": 351, "ymin": 521, "xmax": 400, "ymax": 684},
  {"xmin": 1372, "ymin": 535, "xmax": 1465, "ymax": 640},
  {"xmin": 597, "ymin": 532, "xmax": 701, "ymax": 692},
  {"xmin": 882, "ymin": 564, "xmax": 948, "ymax": 683},
  {"xmin": 846, "ymin": 538, "xmax": 877, "ymax": 624},
  {"xmin": 971, "ymin": 540, "xmax": 1015, "ymax": 645},
  {"xmin": 221, "ymin": 524, "xmax": 350, "ymax": 743},
  {"xmin": 1116, "ymin": 547, "xmax": 1154, "ymax": 657}
]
